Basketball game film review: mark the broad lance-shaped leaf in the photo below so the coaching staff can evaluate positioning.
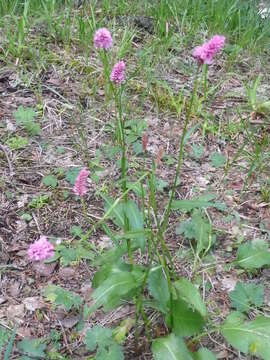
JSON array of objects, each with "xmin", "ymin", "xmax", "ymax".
[
  {"xmin": 236, "ymin": 239, "xmax": 270, "ymax": 269},
  {"xmin": 170, "ymin": 270, "xmax": 206, "ymax": 337},
  {"xmin": 147, "ymin": 266, "xmax": 170, "ymax": 314},
  {"xmin": 92, "ymin": 262, "xmax": 131, "ymax": 288},
  {"xmin": 192, "ymin": 348, "xmax": 216, "ymax": 360},
  {"xmin": 174, "ymin": 278, "xmax": 207, "ymax": 317},
  {"xmin": 192, "ymin": 211, "xmax": 212, "ymax": 254},
  {"xmin": 172, "ymin": 193, "xmax": 225, "ymax": 211},
  {"xmin": 103, "ymin": 195, "xmax": 125, "ymax": 228},
  {"xmin": 103, "ymin": 197, "xmax": 145, "ymax": 251},
  {"xmin": 171, "ymin": 299, "xmax": 205, "ymax": 337},
  {"xmin": 152, "ymin": 333, "xmax": 193, "ymax": 360},
  {"xmin": 123, "ymin": 200, "xmax": 145, "ymax": 251},
  {"xmin": 85, "ymin": 269, "xmax": 143, "ymax": 316},
  {"xmin": 221, "ymin": 312, "xmax": 270, "ymax": 359}
]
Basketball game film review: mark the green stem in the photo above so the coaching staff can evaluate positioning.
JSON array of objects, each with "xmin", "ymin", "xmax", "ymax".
[
  {"xmin": 145, "ymin": 66, "xmax": 201, "ymax": 326},
  {"xmin": 100, "ymin": 50, "xmax": 112, "ymax": 100},
  {"xmin": 158, "ymin": 244, "xmax": 174, "ymax": 328},
  {"xmin": 202, "ymin": 63, "xmax": 208, "ymax": 101},
  {"xmin": 160, "ymin": 65, "xmax": 200, "ymax": 234},
  {"xmin": 114, "ymin": 85, "xmax": 132, "ymax": 264}
]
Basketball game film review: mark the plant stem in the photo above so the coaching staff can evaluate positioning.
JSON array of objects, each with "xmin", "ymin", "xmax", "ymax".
[
  {"xmin": 160, "ymin": 65, "xmax": 200, "ymax": 234},
  {"xmin": 144, "ymin": 66, "xmax": 200, "ymax": 326},
  {"xmin": 100, "ymin": 50, "xmax": 112, "ymax": 100},
  {"xmin": 114, "ymin": 85, "xmax": 132, "ymax": 264}
]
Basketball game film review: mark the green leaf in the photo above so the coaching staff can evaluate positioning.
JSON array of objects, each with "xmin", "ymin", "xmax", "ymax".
[
  {"xmin": 221, "ymin": 312, "xmax": 270, "ymax": 359},
  {"xmin": 84, "ymin": 326, "xmax": 113, "ymax": 351},
  {"xmin": 132, "ymin": 140, "xmax": 143, "ymax": 155},
  {"xmin": 6, "ymin": 136, "xmax": 28, "ymax": 150},
  {"xmin": 236, "ymin": 239, "xmax": 270, "ymax": 269},
  {"xmin": 124, "ymin": 200, "xmax": 145, "ymax": 251},
  {"xmin": 17, "ymin": 339, "xmax": 46, "ymax": 358},
  {"xmin": 54, "ymin": 244, "xmax": 94, "ymax": 266},
  {"xmin": 93, "ymin": 244, "xmax": 128, "ymax": 267},
  {"xmin": 13, "ymin": 106, "xmax": 36, "ymax": 124},
  {"xmin": 176, "ymin": 220, "xmax": 195, "ymax": 238},
  {"xmin": 103, "ymin": 197, "xmax": 145, "ymax": 251},
  {"xmin": 192, "ymin": 211, "xmax": 212, "ymax": 254},
  {"xmin": 174, "ymin": 278, "xmax": 207, "ymax": 317},
  {"xmin": 42, "ymin": 285, "xmax": 82, "ymax": 311},
  {"xmin": 42, "ymin": 175, "xmax": 58, "ymax": 188},
  {"xmin": 191, "ymin": 144, "xmax": 204, "ymax": 160},
  {"xmin": 210, "ymin": 152, "xmax": 226, "ymax": 168},
  {"xmin": 192, "ymin": 348, "xmax": 216, "ymax": 360},
  {"xmin": 113, "ymin": 318, "xmax": 135, "ymax": 344},
  {"xmin": 84, "ymin": 326, "xmax": 124, "ymax": 360},
  {"xmin": 103, "ymin": 195, "xmax": 125, "ymax": 229},
  {"xmin": 154, "ymin": 177, "xmax": 169, "ymax": 192},
  {"xmin": 152, "ymin": 333, "xmax": 193, "ymax": 360},
  {"xmin": 92, "ymin": 262, "xmax": 130, "ymax": 288},
  {"xmin": 13, "ymin": 106, "xmax": 40, "ymax": 136},
  {"xmin": 147, "ymin": 266, "xmax": 170, "ymax": 314},
  {"xmin": 0, "ymin": 327, "xmax": 10, "ymax": 349},
  {"xmin": 171, "ymin": 299, "xmax": 205, "ymax": 337},
  {"xmin": 20, "ymin": 213, "xmax": 32, "ymax": 222},
  {"xmin": 70, "ymin": 225, "xmax": 83, "ymax": 238},
  {"xmin": 256, "ymin": 100, "xmax": 270, "ymax": 115},
  {"xmin": 24, "ymin": 121, "xmax": 41, "ymax": 136},
  {"xmin": 3, "ymin": 328, "xmax": 16, "ymax": 360},
  {"xmin": 229, "ymin": 282, "xmax": 264, "ymax": 312},
  {"xmin": 86, "ymin": 269, "xmax": 142, "ymax": 315},
  {"xmin": 65, "ymin": 167, "xmax": 81, "ymax": 185},
  {"xmin": 96, "ymin": 343, "xmax": 123, "ymax": 360},
  {"xmin": 177, "ymin": 211, "xmax": 212, "ymax": 255},
  {"xmin": 172, "ymin": 194, "xmax": 225, "ymax": 211},
  {"xmin": 126, "ymin": 181, "xmax": 143, "ymax": 197}
]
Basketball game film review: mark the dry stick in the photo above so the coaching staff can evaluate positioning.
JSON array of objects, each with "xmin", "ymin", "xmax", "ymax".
[
  {"xmin": 0, "ymin": 143, "xmax": 14, "ymax": 177},
  {"xmin": 58, "ymin": 320, "xmax": 73, "ymax": 356}
]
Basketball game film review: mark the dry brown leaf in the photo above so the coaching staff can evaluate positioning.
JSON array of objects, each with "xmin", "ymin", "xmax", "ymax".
[
  {"xmin": 7, "ymin": 304, "xmax": 25, "ymax": 324},
  {"xmin": 33, "ymin": 262, "xmax": 57, "ymax": 276},
  {"xmin": 23, "ymin": 297, "xmax": 43, "ymax": 312},
  {"xmin": 58, "ymin": 267, "xmax": 76, "ymax": 280}
]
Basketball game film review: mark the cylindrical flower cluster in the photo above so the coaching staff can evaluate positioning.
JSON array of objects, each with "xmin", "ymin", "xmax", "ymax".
[
  {"xmin": 28, "ymin": 236, "xmax": 54, "ymax": 261},
  {"xmin": 110, "ymin": 61, "xmax": 126, "ymax": 85},
  {"xmin": 192, "ymin": 35, "xmax": 226, "ymax": 65},
  {"xmin": 73, "ymin": 168, "xmax": 89, "ymax": 197},
  {"xmin": 93, "ymin": 28, "xmax": 113, "ymax": 50}
]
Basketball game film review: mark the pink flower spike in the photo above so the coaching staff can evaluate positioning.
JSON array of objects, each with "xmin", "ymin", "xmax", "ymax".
[
  {"xmin": 73, "ymin": 168, "xmax": 89, "ymax": 197},
  {"xmin": 110, "ymin": 61, "xmax": 125, "ymax": 85},
  {"xmin": 192, "ymin": 35, "xmax": 226, "ymax": 65},
  {"xmin": 93, "ymin": 28, "xmax": 112, "ymax": 50},
  {"xmin": 28, "ymin": 236, "xmax": 54, "ymax": 261}
]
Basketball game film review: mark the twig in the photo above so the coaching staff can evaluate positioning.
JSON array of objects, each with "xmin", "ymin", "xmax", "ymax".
[
  {"xmin": 58, "ymin": 320, "xmax": 73, "ymax": 356},
  {"xmin": 31, "ymin": 212, "xmax": 41, "ymax": 234},
  {"xmin": 0, "ymin": 143, "xmax": 15, "ymax": 177}
]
